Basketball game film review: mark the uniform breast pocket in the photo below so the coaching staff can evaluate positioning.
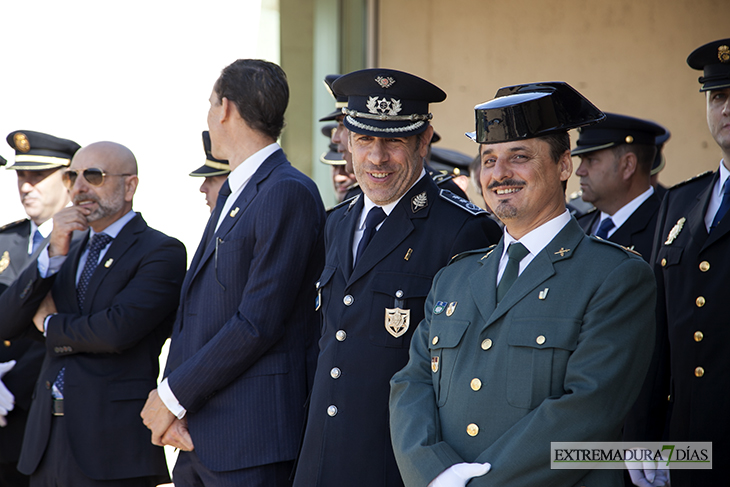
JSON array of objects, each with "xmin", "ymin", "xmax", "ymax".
[
  {"xmin": 370, "ymin": 272, "xmax": 433, "ymax": 348},
  {"xmin": 655, "ymin": 246, "xmax": 682, "ymax": 269},
  {"xmin": 506, "ymin": 317, "xmax": 580, "ymax": 409},
  {"xmin": 429, "ymin": 319, "xmax": 470, "ymax": 407}
]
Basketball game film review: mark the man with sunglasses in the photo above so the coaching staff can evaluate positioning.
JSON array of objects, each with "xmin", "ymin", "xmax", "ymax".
[
  {"xmin": 0, "ymin": 130, "xmax": 79, "ymax": 487},
  {"xmin": 0, "ymin": 141, "xmax": 186, "ymax": 486},
  {"xmin": 141, "ymin": 59, "xmax": 326, "ymax": 486}
]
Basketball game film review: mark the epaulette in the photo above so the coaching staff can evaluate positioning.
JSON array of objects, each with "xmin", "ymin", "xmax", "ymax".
[
  {"xmin": 0, "ymin": 218, "xmax": 27, "ymax": 233},
  {"xmin": 432, "ymin": 172, "xmax": 455, "ymax": 185},
  {"xmin": 669, "ymin": 170, "xmax": 713, "ymax": 190},
  {"xmin": 589, "ymin": 235, "xmax": 643, "ymax": 257},
  {"xmin": 439, "ymin": 189, "xmax": 486, "ymax": 216},
  {"xmin": 448, "ymin": 244, "xmax": 496, "ymax": 266},
  {"xmin": 330, "ymin": 193, "xmax": 360, "ymax": 213}
]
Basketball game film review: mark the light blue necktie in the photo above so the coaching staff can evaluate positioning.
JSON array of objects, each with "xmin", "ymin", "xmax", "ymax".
[{"xmin": 30, "ymin": 229, "xmax": 43, "ymax": 254}]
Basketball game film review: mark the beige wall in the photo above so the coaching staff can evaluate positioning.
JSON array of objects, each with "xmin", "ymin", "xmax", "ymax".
[{"xmin": 377, "ymin": 0, "xmax": 728, "ymax": 196}]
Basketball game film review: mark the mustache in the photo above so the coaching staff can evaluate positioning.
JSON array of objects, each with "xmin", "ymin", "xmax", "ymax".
[
  {"xmin": 73, "ymin": 193, "xmax": 99, "ymax": 205},
  {"xmin": 487, "ymin": 179, "xmax": 526, "ymax": 190}
]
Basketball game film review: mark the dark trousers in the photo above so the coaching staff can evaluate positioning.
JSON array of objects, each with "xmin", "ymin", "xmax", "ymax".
[
  {"xmin": 30, "ymin": 416, "xmax": 164, "ymax": 487},
  {"xmin": 173, "ymin": 451, "xmax": 294, "ymax": 487},
  {"xmin": 0, "ymin": 461, "xmax": 29, "ymax": 487}
]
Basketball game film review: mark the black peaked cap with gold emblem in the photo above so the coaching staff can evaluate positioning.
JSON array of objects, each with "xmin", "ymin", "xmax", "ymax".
[
  {"xmin": 687, "ymin": 38, "xmax": 730, "ymax": 92},
  {"xmin": 320, "ymin": 123, "xmax": 344, "ymax": 165},
  {"xmin": 6, "ymin": 130, "xmax": 80, "ymax": 170},
  {"xmin": 466, "ymin": 81, "xmax": 604, "ymax": 144},
  {"xmin": 571, "ymin": 112, "xmax": 667, "ymax": 157},
  {"xmin": 319, "ymin": 74, "xmax": 348, "ymax": 122},
  {"xmin": 333, "ymin": 68, "xmax": 446, "ymax": 138},
  {"xmin": 189, "ymin": 131, "xmax": 231, "ymax": 177}
]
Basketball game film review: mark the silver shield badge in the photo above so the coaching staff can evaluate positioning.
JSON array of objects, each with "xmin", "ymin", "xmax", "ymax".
[{"xmin": 385, "ymin": 307, "xmax": 410, "ymax": 338}]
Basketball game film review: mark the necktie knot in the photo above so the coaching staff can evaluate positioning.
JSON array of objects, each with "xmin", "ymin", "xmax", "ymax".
[
  {"xmin": 595, "ymin": 217, "xmax": 615, "ymax": 239},
  {"xmin": 218, "ymin": 179, "xmax": 232, "ymax": 198},
  {"xmin": 88, "ymin": 232, "xmax": 113, "ymax": 252},
  {"xmin": 507, "ymin": 241, "xmax": 529, "ymax": 261},
  {"xmin": 31, "ymin": 229, "xmax": 44, "ymax": 254},
  {"xmin": 364, "ymin": 206, "xmax": 386, "ymax": 230}
]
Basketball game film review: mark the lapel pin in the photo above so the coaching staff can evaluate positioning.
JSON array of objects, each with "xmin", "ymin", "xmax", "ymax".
[
  {"xmin": 433, "ymin": 301, "xmax": 447, "ymax": 315},
  {"xmin": 538, "ymin": 288, "xmax": 549, "ymax": 300},
  {"xmin": 230, "ymin": 207, "xmax": 240, "ymax": 218},
  {"xmin": 446, "ymin": 301, "xmax": 457, "ymax": 316},
  {"xmin": 104, "ymin": 258, "xmax": 114, "ymax": 268},
  {"xmin": 404, "ymin": 248, "xmax": 413, "ymax": 261},
  {"xmin": 431, "ymin": 356, "xmax": 439, "ymax": 373},
  {"xmin": 664, "ymin": 217, "xmax": 685, "ymax": 245},
  {"xmin": 554, "ymin": 247, "xmax": 571, "ymax": 257}
]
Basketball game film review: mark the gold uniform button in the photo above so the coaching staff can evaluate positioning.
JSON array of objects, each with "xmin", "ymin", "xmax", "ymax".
[
  {"xmin": 330, "ymin": 367, "xmax": 341, "ymax": 379},
  {"xmin": 481, "ymin": 338, "xmax": 493, "ymax": 350},
  {"xmin": 343, "ymin": 295, "xmax": 354, "ymax": 306},
  {"xmin": 336, "ymin": 330, "xmax": 347, "ymax": 341},
  {"xmin": 661, "ymin": 258, "xmax": 667, "ymax": 267},
  {"xmin": 696, "ymin": 296, "xmax": 705, "ymax": 307},
  {"xmin": 432, "ymin": 336, "xmax": 439, "ymax": 346},
  {"xmin": 699, "ymin": 261, "xmax": 710, "ymax": 272},
  {"xmin": 3, "ymin": 340, "xmax": 10, "ymax": 347},
  {"xmin": 695, "ymin": 367, "xmax": 705, "ymax": 378},
  {"xmin": 466, "ymin": 423, "xmax": 479, "ymax": 437},
  {"xmin": 327, "ymin": 405, "xmax": 338, "ymax": 417},
  {"xmin": 470, "ymin": 378, "xmax": 482, "ymax": 391},
  {"xmin": 694, "ymin": 331, "xmax": 704, "ymax": 342},
  {"xmin": 536, "ymin": 335, "xmax": 546, "ymax": 345}
]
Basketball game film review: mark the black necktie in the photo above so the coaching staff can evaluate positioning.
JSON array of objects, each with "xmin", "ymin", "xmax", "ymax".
[
  {"xmin": 710, "ymin": 180, "xmax": 730, "ymax": 232},
  {"xmin": 497, "ymin": 242, "xmax": 529, "ymax": 303},
  {"xmin": 76, "ymin": 233, "xmax": 113, "ymax": 309},
  {"xmin": 355, "ymin": 206, "xmax": 386, "ymax": 266},
  {"xmin": 203, "ymin": 179, "xmax": 231, "ymax": 245},
  {"xmin": 595, "ymin": 217, "xmax": 615, "ymax": 239}
]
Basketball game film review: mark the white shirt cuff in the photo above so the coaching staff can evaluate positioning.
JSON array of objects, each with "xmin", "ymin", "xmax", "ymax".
[{"xmin": 158, "ymin": 378, "xmax": 186, "ymax": 419}]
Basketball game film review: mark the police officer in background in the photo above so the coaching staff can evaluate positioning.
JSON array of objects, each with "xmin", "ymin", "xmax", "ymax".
[
  {"xmin": 319, "ymin": 123, "xmax": 357, "ymax": 204},
  {"xmin": 189, "ymin": 131, "xmax": 230, "ymax": 212},
  {"xmin": 651, "ymin": 129, "xmax": 671, "ymax": 201},
  {"xmin": 573, "ymin": 113, "xmax": 667, "ymax": 261},
  {"xmin": 293, "ymin": 68, "xmax": 501, "ymax": 487},
  {"xmin": 625, "ymin": 38, "xmax": 730, "ymax": 487},
  {"xmin": 0, "ymin": 130, "xmax": 80, "ymax": 486}
]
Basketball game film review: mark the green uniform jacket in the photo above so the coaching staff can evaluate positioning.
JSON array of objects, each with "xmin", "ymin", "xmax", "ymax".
[{"xmin": 390, "ymin": 217, "xmax": 656, "ymax": 487}]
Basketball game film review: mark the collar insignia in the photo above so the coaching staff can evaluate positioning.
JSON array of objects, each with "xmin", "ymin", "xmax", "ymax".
[
  {"xmin": 554, "ymin": 247, "xmax": 571, "ymax": 257},
  {"xmin": 411, "ymin": 191, "xmax": 428, "ymax": 213}
]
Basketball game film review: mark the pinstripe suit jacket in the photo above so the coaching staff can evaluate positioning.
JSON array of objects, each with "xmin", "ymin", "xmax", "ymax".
[{"xmin": 166, "ymin": 149, "xmax": 326, "ymax": 472}]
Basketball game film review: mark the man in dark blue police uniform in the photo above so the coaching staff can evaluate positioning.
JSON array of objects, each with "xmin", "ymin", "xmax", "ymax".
[
  {"xmin": 293, "ymin": 69, "xmax": 501, "ymax": 487},
  {"xmin": 0, "ymin": 131, "xmax": 79, "ymax": 487},
  {"xmin": 390, "ymin": 82, "xmax": 656, "ymax": 487},
  {"xmin": 574, "ymin": 113, "xmax": 667, "ymax": 261},
  {"xmin": 189, "ymin": 131, "xmax": 230, "ymax": 212},
  {"xmin": 624, "ymin": 38, "xmax": 730, "ymax": 487}
]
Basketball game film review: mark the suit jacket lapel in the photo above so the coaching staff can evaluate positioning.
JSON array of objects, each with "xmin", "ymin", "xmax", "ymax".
[
  {"xmin": 335, "ymin": 196, "xmax": 362, "ymax": 283},
  {"xmin": 468, "ymin": 240, "xmax": 502, "ymax": 325},
  {"xmin": 683, "ymin": 173, "xmax": 715, "ymax": 250},
  {"xmin": 482, "ymin": 218, "xmax": 584, "ymax": 329}
]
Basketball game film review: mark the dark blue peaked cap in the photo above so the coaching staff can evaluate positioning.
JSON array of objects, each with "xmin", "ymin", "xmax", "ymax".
[
  {"xmin": 687, "ymin": 38, "xmax": 730, "ymax": 92},
  {"xmin": 189, "ymin": 131, "xmax": 230, "ymax": 177},
  {"xmin": 6, "ymin": 130, "xmax": 80, "ymax": 170},
  {"xmin": 319, "ymin": 74, "xmax": 348, "ymax": 122},
  {"xmin": 571, "ymin": 112, "xmax": 667, "ymax": 156},
  {"xmin": 333, "ymin": 68, "xmax": 446, "ymax": 138},
  {"xmin": 466, "ymin": 81, "xmax": 604, "ymax": 144}
]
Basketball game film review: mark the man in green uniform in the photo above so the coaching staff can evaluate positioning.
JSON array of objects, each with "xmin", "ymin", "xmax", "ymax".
[{"xmin": 390, "ymin": 82, "xmax": 657, "ymax": 487}]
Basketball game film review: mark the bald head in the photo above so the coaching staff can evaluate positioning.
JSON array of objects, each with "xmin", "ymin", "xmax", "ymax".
[{"xmin": 75, "ymin": 141, "xmax": 138, "ymax": 175}]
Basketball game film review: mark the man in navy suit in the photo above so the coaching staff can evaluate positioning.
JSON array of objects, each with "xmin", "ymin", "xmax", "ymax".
[
  {"xmin": 0, "ymin": 141, "xmax": 186, "ymax": 486},
  {"xmin": 141, "ymin": 59, "xmax": 326, "ymax": 486},
  {"xmin": 293, "ymin": 69, "xmax": 501, "ymax": 487},
  {"xmin": 573, "ymin": 113, "xmax": 667, "ymax": 261}
]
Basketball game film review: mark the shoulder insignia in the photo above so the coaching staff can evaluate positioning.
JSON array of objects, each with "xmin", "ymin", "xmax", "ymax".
[
  {"xmin": 0, "ymin": 218, "xmax": 27, "ymax": 233},
  {"xmin": 590, "ymin": 235, "xmax": 643, "ymax": 257},
  {"xmin": 439, "ymin": 189, "xmax": 486, "ymax": 216},
  {"xmin": 448, "ymin": 245, "xmax": 496, "ymax": 265},
  {"xmin": 330, "ymin": 193, "xmax": 361, "ymax": 213},
  {"xmin": 669, "ymin": 170, "xmax": 713, "ymax": 190},
  {"xmin": 432, "ymin": 172, "xmax": 455, "ymax": 185},
  {"xmin": 0, "ymin": 251, "xmax": 9, "ymax": 274},
  {"xmin": 622, "ymin": 246, "xmax": 642, "ymax": 257}
]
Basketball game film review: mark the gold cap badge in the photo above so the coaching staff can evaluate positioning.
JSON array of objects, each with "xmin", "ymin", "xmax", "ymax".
[
  {"xmin": 14, "ymin": 133, "xmax": 30, "ymax": 153},
  {"xmin": 719, "ymin": 45, "xmax": 730, "ymax": 63}
]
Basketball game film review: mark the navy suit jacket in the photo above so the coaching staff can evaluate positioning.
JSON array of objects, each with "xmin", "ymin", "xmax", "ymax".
[
  {"xmin": 0, "ymin": 214, "xmax": 186, "ymax": 481},
  {"xmin": 166, "ymin": 148, "xmax": 326, "ymax": 472},
  {"xmin": 576, "ymin": 192, "xmax": 660, "ymax": 262}
]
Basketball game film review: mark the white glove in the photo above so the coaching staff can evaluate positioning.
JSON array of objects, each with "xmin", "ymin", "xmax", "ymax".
[
  {"xmin": 0, "ymin": 360, "xmax": 16, "ymax": 427},
  {"xmin": 626, "ymin": 448, "xmax": 670, "ymax": 487},
  {"xmin": 430, "ymin": 462, "xmax": 491, "ymax": 487}
]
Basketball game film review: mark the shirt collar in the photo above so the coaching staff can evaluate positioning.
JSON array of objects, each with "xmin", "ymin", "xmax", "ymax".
[
  {"xmin": 358, "ymin": 169, "xmax": 426, "ymax": 230},
  {"xmin": 228, "ymin": 143, "xmax": 280, "ymax": 194},
  {"xmin": 502, "ymin": 209, "xmax": 571, "ymax": 259},
  {"xmin": 718, "ymin": 159, "xmax": 730, "ymax": 197},
  {"xmin": 599, "ymin": 186, "xmax": 654, "ymax": 230},
  {"xmin": 90, "ymin": 210, "xmax": 136, "ymax": 239},
  {"xmin": 31, "ymin": 218, "xmax": 54, "ymax": 239}
]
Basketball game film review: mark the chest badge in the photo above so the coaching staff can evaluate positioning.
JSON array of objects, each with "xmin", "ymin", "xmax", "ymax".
[
  {"xmin": 664, "ymin": 217, "xmax": 685, "ymax": 245},
  {"xmin": 0, "ymin": 251, "xmax": 9, "ymax": 274},
  {"xmin": 385, "ymin": 307, "xmax": 410, "ymax": 338},
  {"xmin": 431, "ymin": 356, "xmax": 439, "ymax": 373},
  {"xmin": 446, "ymin": 301, "xmax": 457, "ymax": 316},
  {"xmin": 433, "ymin": 301, "xmax": 447, "ymax": 314}
]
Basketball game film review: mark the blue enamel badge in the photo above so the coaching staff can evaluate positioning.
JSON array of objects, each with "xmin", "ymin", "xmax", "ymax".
[{"xmin": 434, "ymin": 301, "xmax": 447, "ymax": 314}]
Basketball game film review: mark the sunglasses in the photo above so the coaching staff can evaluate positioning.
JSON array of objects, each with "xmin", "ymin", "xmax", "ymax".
[{"xmin": 62, "ymin": 168, "xmax": 133, "ymax": 190}]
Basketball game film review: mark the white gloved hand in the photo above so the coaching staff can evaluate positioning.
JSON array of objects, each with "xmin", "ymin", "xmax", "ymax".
[
  {"xmin": 626, "ymin": 448, "xmax": 671, "ymax": 487},
  {"xmin": 430, "ymin": 462, "xmax": 491, "ymax": 487},
  {"xmin": 0, "ymin": 360, "xmax": 16, "ymax": 427}
]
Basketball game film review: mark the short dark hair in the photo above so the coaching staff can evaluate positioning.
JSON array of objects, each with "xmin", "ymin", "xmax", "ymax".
[
  {"xmin": 538, "ymin": 132, "xmax": 570, "ymax": 192},
  {"xmin": 611, "ymin": 143, "xmax": 657, "ymax": 176},
  {"xmin": 214, "ymin": 59, "xmax": 289, "ymax": 140}
]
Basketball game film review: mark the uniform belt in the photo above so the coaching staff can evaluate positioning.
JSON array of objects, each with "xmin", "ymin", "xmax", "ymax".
[{"xmin": 52, "ymin": 398, "xmax": 64, "ymax": 416}]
